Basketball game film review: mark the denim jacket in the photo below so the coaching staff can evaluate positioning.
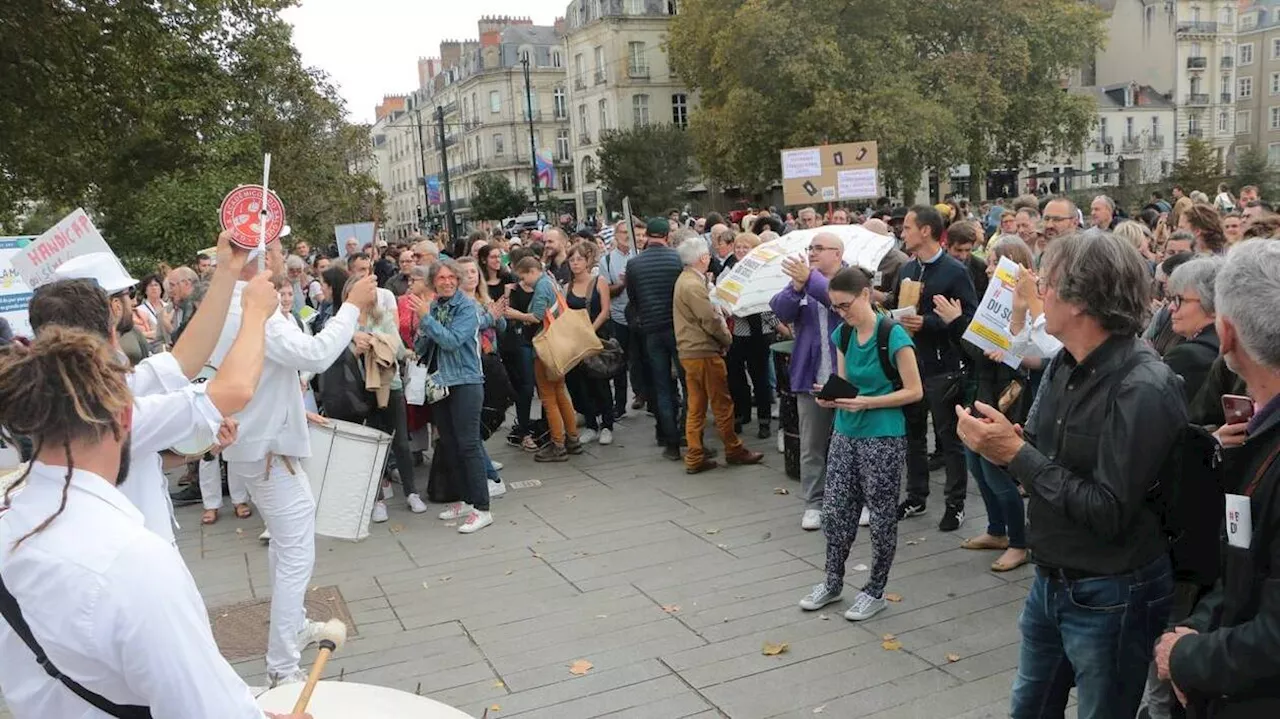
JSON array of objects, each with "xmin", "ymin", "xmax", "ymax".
[{"xmin": 415, "ymin": 291, "xmax": 484, "ymax": 386}]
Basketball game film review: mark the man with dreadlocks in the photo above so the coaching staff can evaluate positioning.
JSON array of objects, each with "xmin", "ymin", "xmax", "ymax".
[{"xmin": 0, "ymin": 331, "xmax": 308, "ymax": 716}]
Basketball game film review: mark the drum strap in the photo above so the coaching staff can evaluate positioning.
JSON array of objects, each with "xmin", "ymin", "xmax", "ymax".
[
  {"xmin": 0, "ymin": 573, "xmax": 153, "ymax": 718},
  {"xmin": 265, "ymin": 453, "xmax": 297, "ymax": 477}
]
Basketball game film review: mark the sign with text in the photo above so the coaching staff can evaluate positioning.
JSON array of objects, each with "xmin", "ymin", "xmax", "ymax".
[
  {"xmin": 0, "ymin": 237, "xmax": 37, "ymax": 338},
  {"xmin": 780, "ymin": 141, "xmax": 879, "ymax": 206},
  {"xmin": 961, "ymin": 256, "xmax": 1023, "ymax": 369},
  {"xmin": 9, "ymin": 209, "xmax": 122, "ymax": 290},
  {"xmin": 219, "ymin": 184, "xmax": 286, "ymax": 251}
]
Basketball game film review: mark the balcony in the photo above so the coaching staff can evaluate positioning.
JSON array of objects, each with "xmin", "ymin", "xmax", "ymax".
[
  {"xmin": 1185, "ymin": 93, "xmax": 1210, "ymax": 106},
  {"xmin": 593, "ymin": 71, "xmax": 606, "ymax": 85},
  {"xmin": 1149, "ymin": 135, "xmax": 1166, "ymax": 148},
  {"xmin": 1176, "ymin": 21, "xmax": 1218, "ymax": 35},
  {"xmin": 1121, "ymin": 136, "xmax": 1142, "ymax": 152},
  {"xmin": 627, "ymin": 64, "xmax": 650, "ymax": 79},
  {"xmin": 1187, "ymin": 128, "xmax": 1204, "ymax": 138},
  {"xmin": 522, "ymin": 110, "xmax": 543, "ymax": 122},
  {"xmin": 574, "ymin": 77, "xmax": 586, "ymax": 91},
  {"xmin": 1222, "ymin": 92, "xmax": 1233, "ymax": 104},
  {"xmin": 1187, "ymin": 56, "xmax": 1207, "ymax": 69},
  {"xmin": 441, "ymin": 101, "xmax": 458, "ymax": 116},
  {"xmin": 463, "ymin": 118, "xmax": 481, "ymax": 131},
  {"xmin": 1222, "ymin": 56, "xmax": 1234, "ymax": 68},
  {"xmin": 1092, "ymin": 136, "xmax": 1114, "ymax": 152}
]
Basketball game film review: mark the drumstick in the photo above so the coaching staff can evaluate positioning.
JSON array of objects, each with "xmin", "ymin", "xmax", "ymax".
[
  {"xmin": 290, "ymin": 619, "xmax": 348, "ymax": 714},
  {"xmin": 258, "ymin": 153, "xmax": 272, "ymax": 273}
]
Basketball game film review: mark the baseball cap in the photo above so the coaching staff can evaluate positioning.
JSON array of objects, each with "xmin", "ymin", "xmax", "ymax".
[
  {"xmin": 645, "ymin": 217, "xmax": 670, "ymax": 237},
  {"xmin": 53, "ymin": 253, "xmax": 138, "ymax": 294}
]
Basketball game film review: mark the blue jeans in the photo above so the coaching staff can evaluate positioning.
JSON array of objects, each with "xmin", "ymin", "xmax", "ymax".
[
  {"xmin": 1010, "ymin": 555, "xmax": 1174, "ymax": 719},
  {"xmin": 642, "ymin": 328, "xmax": 684, "ymax": 447},
  {"xmin": 965, "ymin": 448, "xmax": 1026, "ymax": 548},
  {"xmin": 433, "ymin": 383, "xmax": 489, "ymax": 511}
]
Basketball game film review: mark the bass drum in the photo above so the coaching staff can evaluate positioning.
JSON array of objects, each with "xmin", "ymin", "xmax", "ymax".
[
  {"xmin": 168, "ymin": 364, "xmax": 218, "ymax": 458},
  {"xmin": 256, "ymin": 681, "xmax": 473, "ymax": 718}
]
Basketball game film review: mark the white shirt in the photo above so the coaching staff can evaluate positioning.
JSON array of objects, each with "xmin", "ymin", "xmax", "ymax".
[
  {"xmin": 0, "ymin": 463, "xmax": 264, "ymax": 718},
  {"xmin": 210, "ymin": 281, "xmax": 359, "ymax": 462},
  {"xmin": 1009, "ymin": 312, "xmax": 1064, "ymax": 360}
]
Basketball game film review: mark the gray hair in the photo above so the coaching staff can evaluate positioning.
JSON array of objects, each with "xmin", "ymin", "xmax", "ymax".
[
  {"xmin": 410, "ymin": 265, "xmax": 430, "ymax": 282},
  {"xmin": 1040, "ymin": 231, "xmax": 1151, "ymax": 336},
  {"xmin": 677, "ymin": 237, "xmax": 709, "ymax": 266},
  {"xmin": 1167, "ymin": 256, "xmax": 1223, "ymax": 314},
  {"xmin": 1092, "ymin": 195, "xmax": 1116, "ymax": 212},
  {"xmin": 1216, "ymin": 239, "xmax": 1280, "ymax": 369},
  {"xmin": 1190, "ymin": 190, "xmax": 1210, "ymax": 204},
  {"xmin": 285, "ymin": 255, "xmax": 306, "ymax": 272},
  {"xmin": 428, "ymin": 257, "xmax": 463, "ymax": 285},
  {"xmin": 672, "ymin": 227, "xmax": 699, "ymax": 244}
]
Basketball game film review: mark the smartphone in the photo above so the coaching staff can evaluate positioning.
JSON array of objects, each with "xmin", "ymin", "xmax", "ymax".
[{"xmin": 1222, "ymin": 394, "xmax": 1255, "ymax": 424}]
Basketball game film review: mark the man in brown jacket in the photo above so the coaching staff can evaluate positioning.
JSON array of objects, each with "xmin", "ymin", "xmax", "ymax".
[{"xmin": 673, "ymin": 238, "xmax": 764, "ymax": 474}]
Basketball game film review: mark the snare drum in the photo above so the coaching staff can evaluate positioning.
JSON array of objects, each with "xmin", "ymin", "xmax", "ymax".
[
  {"xmin": 302, "ymin": 419, "xmax": 391, "ymax": 541},
  {"xmin": 168, "ymin": 365, "xmax": 219, "ymax": 458},
  {"xmin": 257, "ymin": 681, "xmax": 472, "ymax": 718}
]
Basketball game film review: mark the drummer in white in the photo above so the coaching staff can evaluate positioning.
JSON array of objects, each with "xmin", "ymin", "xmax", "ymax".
[
  {"xmin": 0, "ymin": 316, "xmax": 307, "ymax": 718},
  {"xmin": 210, "ymin": 239, "xmax": 377, "ymax": 686}
]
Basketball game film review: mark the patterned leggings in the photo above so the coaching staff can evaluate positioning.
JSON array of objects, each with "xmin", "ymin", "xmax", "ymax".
[{"xmin": 823, "ymin": 434, "xmax": 907, "ymax": 599}]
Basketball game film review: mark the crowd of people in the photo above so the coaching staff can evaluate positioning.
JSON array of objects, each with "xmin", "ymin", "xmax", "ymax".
[{"xmin": 2, "ymin": 179, "xmax": 1280, "ymax": 718}]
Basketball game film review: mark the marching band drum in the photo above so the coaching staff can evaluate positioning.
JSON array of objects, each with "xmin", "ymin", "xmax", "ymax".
[
  {"xmin": 302, "ymin": 418, "xmax": 391, "ymax": 542},
  {"xmin": 257, "ymin": 681, "xmax": 473, "ymax": 718}
]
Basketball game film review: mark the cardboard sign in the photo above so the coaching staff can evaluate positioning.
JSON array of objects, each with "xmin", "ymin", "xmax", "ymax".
[
  {"xmin": 9, "ymin": 209, "xmax": 120, "ymax": 289},
  {"xmin": 0, "ymin": 237, "xmax": 37, "ymax": 338},
  {"xmin": 219, "ymin": 184, "xmax": 286, "ymax": 250},
  {"xmin": 780, "ymin": 141, "xmax": 879, "ymax": 206},
  {"xmin": 961, "ymin": 257, "xmax": 1023, "ymax": 369},
  {"xmin": 334, "ymin": 222, "xmax": 377, "ymax": 259}
]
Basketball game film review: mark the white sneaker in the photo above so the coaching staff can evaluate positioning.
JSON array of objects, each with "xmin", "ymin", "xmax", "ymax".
[
  {"xmin": 598, "ymin": 428, "xmax": 613, "ymax": 445},
  {"xmin": 777, "ymin": 432, "xmax": 785, "ymax": 453},
  {"xmin": 843, "ymin": 591, "xmax": 888, "ymax": 621},
  {"xmin": 489, "ymin": 479, "xmax": 507, "ymax": 498},
  {"xmin": 297, "ymin": 619, "xmax": 327, "ymax": 649},
  {"xmin": 371, "ymin": 501, "xmax": 389, "ymax": 523},
  {"xmin": 579, "ymin": 428, "xmax": 598, "ymax": 444},
  {"xmin": 491, "ymin": 460, "xmax": 504, "ymax": 471},
  {"xmin": 269, "ymin": 669, "xmax": 308, "ymax": 688},
  {"xmin": 859, "ymin": 506, "xmax": 871, "ymax": 527},
  {"xmin": 458, "ymin": 510, "xmax": 493, "ymax": 534},
  {"xmin": 258, "ymin": 528, "xmax": 271, "ymax": 543},
  {"xmin": 801, "ymin": 509, "xmax": 822, "ymax": 531},
  {"xmin": 381, "ymin": 482, "xmax": 394, "ymax": 500},
  {"xmin": 438, "ymin": 502, "xmax": 472, "ymax": 521},
  {"xmin": 406, "ymin": 493, "xmax": 428, "ymax": 514}
]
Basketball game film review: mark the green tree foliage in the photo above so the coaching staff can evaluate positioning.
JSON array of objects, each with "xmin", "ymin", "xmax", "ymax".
[
  {"xmin": 470, "ymin": 174, "xmax": 530, "ymax": 222},
  {"xmin": 595, "ymin": 124, "xmax": 694, "ymax": 216},
  {"xmin": 0, "ymin": 0, "xmax": 380, "ymax": 268},
  {"xmin": 667, "ymin": 0, "xmax": 1106, "ymax": 202},
  {"xmin": 1170, "ymin": 138, "xmax": 1224, "ymax": 195},
  {"xmin": 1232, "ymin": 145, "xmax": 1276, "ymax": 200}
]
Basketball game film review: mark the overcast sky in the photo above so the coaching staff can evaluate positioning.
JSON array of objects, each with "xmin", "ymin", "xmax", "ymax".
[{"xmin": 283, "ymin": 0, "xmax": 570, "ymax": 124}]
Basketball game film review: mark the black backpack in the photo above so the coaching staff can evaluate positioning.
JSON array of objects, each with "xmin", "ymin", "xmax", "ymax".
[
  {"xmin": 318, "ymin": 346, "xmax": 373, "ymax": 422},
  {"xmin": 836, "ymin": 317, "xmax": 903, "ymax": 390}
]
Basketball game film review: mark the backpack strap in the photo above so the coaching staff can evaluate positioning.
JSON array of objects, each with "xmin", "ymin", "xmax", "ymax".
[
  {"xmin": 0, "ymin": 574, "xmax": 152, "ymax": 718},
  {"xmin": 837, "ymin": 318, "xmax": 904, "ymax": 391}
]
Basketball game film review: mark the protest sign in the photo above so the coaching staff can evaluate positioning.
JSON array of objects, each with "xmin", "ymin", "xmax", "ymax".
[
  {"xmin": 9, "ymin": 209, "xmax": 123, "ymax": 290},
  {"xmin": 335, "ymin": 222, "xmax": 377, "ymax": 258},
  {"xmin": 780, "ymin": 141, "xmax": 879, "ymax": 206},
  {"xmin": 219, "ymin": 184, "xmax": 286, "ymax": 251},
  {"xmin": 961, "ymin": 256, "xmax": 1023, "ymax": 369},
  {"xmin": 0, "ymin": 237, "xmax": 37, "ymax": 338}
]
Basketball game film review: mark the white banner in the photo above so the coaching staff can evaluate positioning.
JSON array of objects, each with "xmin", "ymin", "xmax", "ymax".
[{"xmin": 9, "ymin": 208, "xmax": 122, "ymax": 289}]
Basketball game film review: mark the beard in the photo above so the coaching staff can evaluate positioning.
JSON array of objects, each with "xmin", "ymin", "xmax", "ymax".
[
  {"xmin": 115, "ymin": 432, "xmax": 133, "ymax": 487},
  {"xmin": 116, "ymin": 310, "xmax": 134, "ymax": 334}
]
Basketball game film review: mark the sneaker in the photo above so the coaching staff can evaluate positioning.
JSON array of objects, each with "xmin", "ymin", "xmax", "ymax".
[
  {"xmin": 565, "ymin": 437, "xmax": 585, "ymax": 455},
  {"xmin": 407, "ymin": 493, "xmax": 428, "ymax": 514},
  {"xmin": 506, "ymin": 432, "xmax": 524, "ymax": 448},
  {"xmin": 534, "ymin": 443, "xmax": 569, "ymax": 462},
  {"xmin": 491, "ymin": 460, "xmax": 504, "ymax": 471},
  {"xmin": 859, "ymin": 506, "xmax": 871, "ymax": 527},
  {"xmin": 297, "ymin": 619, "xmax": 327, "ymax": 649},
  {"xmin": 438, "ymin": 502, "xmax": 473, "ymax": 520},
  {"xmin": 380, "ymin": 482, "xmax": 394, "ymax": 501},
  {"xmin": 458, "ymin": 510, "xmax": 493, "ymax": 534},
  {"xmin": 798, "ymin": 583, "xmax": 842, "ymax": 611},
  {"xmin": 489, "ymin": 479, "xmax": 507, "ymax": 498},
  {"xmin": 521, "ymin": 435, "xmax": 540, "ymax": 452},
  {"xmin": 771, "ymin": 405, "xmax": 780, "ymax": 419},
  {"xmin": 578, "ymin": 429, "xmax": 598, "ymax": 444},
  {"xmin": 169, "ymin": 483, "xmax": 202, "ymax": 507},
  {"xmin": 258, "ymin": 528, "xmax": 271, "ymax": 543},
  {"xmin": 726, "ymin": 449, "xmax": 764, "ymax": 466},
  {"xmin": 801, "ymin": 509, "xmax": 822, "ymax": 531},
  {"xmin": 662, "ymin": 445, "xmax": 682, "ymax": 461},
  {"xmin": 371, "ymin": 501, "xmax": 389, "ymax": 523},
  {"xmin": 938, "ymin": 505, "xmax": 965, "ymax": 532},
  {"xmin": 632, "ymin": 396, "xmax": 646, "ymax": 410},
  {"xmin": 844, "ymin": 591, "xmax": 888, "ymax": 621},
  {"xmin": 757, "ymin": 422, "xmax": 771, "ymax": 439},
  {"xmin": 269, "ymin": 669, "xmax": 308, "ymax": 688},
  {"xmin": 598, "ymin": 428, "xmax": 613, "ymax": 445},
  {"xmin": 897, "ymin": 499, "xmax": 927, "ymax": 521}
]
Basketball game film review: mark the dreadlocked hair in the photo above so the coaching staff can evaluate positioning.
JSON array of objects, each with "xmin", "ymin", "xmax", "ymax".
[{"xmin": 0, "ymin": 325, "xmax": 132, "ymax": 550}]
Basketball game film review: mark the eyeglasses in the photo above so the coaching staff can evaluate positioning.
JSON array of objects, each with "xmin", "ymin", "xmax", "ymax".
[
  {"xmin": 831, "ymin": 301, "xmax": 854, "ymax": 312},
  {"xmin": 808, "ymin": 245, "xmax": 838, "ymax": 254},
  {"xmin": 1169, "ymin": 295, "xmax": 1201, "ymax": 311},
  {"xmin": 1042, "ymin": 214, "xmax": 1074, "ymax": 223}
]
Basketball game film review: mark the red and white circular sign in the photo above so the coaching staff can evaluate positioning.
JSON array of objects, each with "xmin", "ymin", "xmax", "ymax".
[{"xmin": 219, "ymin": 184, "xmax": 286, "ymax": 250}]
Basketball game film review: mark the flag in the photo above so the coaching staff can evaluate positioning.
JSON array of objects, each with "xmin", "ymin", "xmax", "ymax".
[
  {"xmin": 535, "ymin": 149, "xmax": 556, "ymax": 189},
  {"xmin": 425, "ymin": 175, "xmax": 441, "ymax": 205}
]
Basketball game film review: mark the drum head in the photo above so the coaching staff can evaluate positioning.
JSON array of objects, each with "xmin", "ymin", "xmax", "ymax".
[
  {"xmin": 169, "ymin": 423, "xmax": 216, "ymax": 458},
  {"xmin": 257, "ymin": 681, "xmax": 473, "ymax": 718}
]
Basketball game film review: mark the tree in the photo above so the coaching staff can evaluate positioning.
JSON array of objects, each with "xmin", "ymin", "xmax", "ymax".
[
  {"xmin": 470, "ymin": 173, "xmax": 529, "ymax": 222},
  {"xmin": 667, "ymin": 0, "xmax": 1106, "ymax": 202},
  {"xmin": 595, "ymin": 124, "xmax": 694, "ymax": 216},
  {"xmin": 1170, "ymin": 137, "xmax": 1224, "ymax": 195},
  {"xmin": 1233, "ymin": 145, "xmax": 1276, "ymax": 200}
]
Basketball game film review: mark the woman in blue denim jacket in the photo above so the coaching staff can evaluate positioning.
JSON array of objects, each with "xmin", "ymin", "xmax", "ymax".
[{"xmin": 409, "ymin": 258, "xmax": 492, "ymax": 534}]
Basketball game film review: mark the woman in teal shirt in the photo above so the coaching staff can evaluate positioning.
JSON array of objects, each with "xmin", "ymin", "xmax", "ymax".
[{"xmin": 798, "ymin": 267, "xmax": 923, "ymax": 622}]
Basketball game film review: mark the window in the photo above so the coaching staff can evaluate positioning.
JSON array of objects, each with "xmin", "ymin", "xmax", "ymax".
[
  {"xmin": 561, "ymin": 168, "xmax": 574, "ymax": 193},
  {"xmin": 489, "ymin": 90, "xmax": 501, "ymax": 114},
  {"xmin": 1220, "ymin": 8, "xmax": 1232, "ymax": 26},
  {"xmin": 632, "ymin": 94, "xmax": 650, "ymax": 126},
  {"xmin": 582, "ymin": 156, "xmax": 596, "ymax": 183},
  {"xmin": 1125, "ymin": 116, "xmax": 1134, "ymax": 140},
  {"xmin": 552, "ymin": 50, "xmax": 562, "ymax": 68},
  {"xmin": 1271, "ymin": 72, "xmax": 1280, "ymax": 95},
  {"xmin": 1238, "ymin": 110, "xmax": 1252, "ymax": 134},
  {"xmin": 1269, "ymin": 142, "xmax": 1280, "ymax": 166},
  {"xmin": 1191, "ymin": 42, "xmax": 1201, "ymax": 58},
  {"xmin": 1223, "ymin": 74, "xmax": 1233, "ymax": 98},
  {"xmin": 666, "ymin": 0, "xmax": 677, "ymax": 14},
  {"xmin": 578, "ymin": 104, "xmax": 589, "ymax": 140},
  {"xmin": 1273, "ymin": 37, "xmax": 1280, "ymax": 60},
  {"xmin": 1099, "ymin": 117, "xmax": 1108, "ymax": 144},
  {"xmin": 1241, "ymin": 76, "xmax": 1254, "ymax": 98},
  {"xmin": 493, "ymin": 134, "xmax": 504, "ymax": 156},
  {"xmin": 574, "ymin": 54, "xmax": 585, "ymax": 84},
  {"xmin": 1219, "ymin": 111, "xmax": 1230, "ymax": 133},
  {"xmin": 672, "ymin": 93, "xmax": 688, "ymax": 129},
  {"xmin": 628, "ymin": 42, "xmax": 648, "ymax": 76},
  {"xmin": 524, "ymin": 90, "xmax": 538, "ymax": 119},
  {"xmin": 1189, "ymin": 115, "xmax": 1200, "ymax": 133},
  {"xmin": 1270, "ymin": 106, "xmax": 1280, "ymax": 129},
  {"xmin": 554, "ymin": 87, "xmax": 567, "ymax": 119},
  {"xmin": 1242, "ymin": 43, "xmax": 1255, "ymax": 66},
  {"xmin": 593, "ymin": 46, "xmax": 605, "ymax": 83},
  {"xmin": 625, "ymin": 0, "xmax": 644, "ymax": 14},
  {"xmin": 598, "ymin": 99, "xmax": 609, "ymax": 132},
  {"xmin": 556, "ymin": 129, "xmax": 570, "ymax": 160}
]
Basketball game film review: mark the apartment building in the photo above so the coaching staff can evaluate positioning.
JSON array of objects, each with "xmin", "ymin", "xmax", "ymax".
[
  {"xmin": 1234, "ymin": 1, "xmax": 1280, "ymax": 164},
  {"xmin": 562, "ymin": 0, "xmax": 690, "ymax": 219}
]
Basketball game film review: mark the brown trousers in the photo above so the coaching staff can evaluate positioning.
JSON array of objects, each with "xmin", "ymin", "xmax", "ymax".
[{"xmin": 680, "ymin": 355, "xmax": 745, "ymax": 468}]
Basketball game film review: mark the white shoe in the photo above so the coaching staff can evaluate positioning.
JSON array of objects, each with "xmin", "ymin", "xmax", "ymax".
[
  {"xmin": 258, "ymin": 529, "xmax": 271, "ymax": 543},
  {"xmin": 777, "ymin": 432, "xmax": 785, "ymax": 453},
  {"xmin": 579, "ymin": 429, "xmax": 598, "ymax": 444},
  {"xmin": 489, "ymin": 479, "xmax": 507, "ymax": 498},
  {"xmin": 859, "ymin": 506, "xmax": 871, "ymax": 527},
  {"xmin": 381, "ymin": 482, "xmax": 394, "ymax": 500},
  {"xmin": 598, "ymin": 428, "xmax": 613, "ymax": 445},
  {"xmin": 458, "ymin": 510, "xmax": 493, "ymax": 533},
  {"xmin": 491, "ymin": 460, "xmax": 504, "ymax": 471},
  {"xmin": 371, "ymin": 501, "xmax": 389, "ymax": 523},
  {"xmin": 407, "ymin": 493, "xmax": 428, "ymax": 514},
  {"xmin": 297, "ymin": 619, "xmax": 327, "ymax": 649},
  {"xmin": 269, "ymin": 669, "xmax": 308, "ymax": 688},
  {"xmin": 438, "ymin": 502, "xmax": 472, "ymax": 521},
  {"xmin": 801, "ymin": 509, "xmax": 822, "ymax": 531}
]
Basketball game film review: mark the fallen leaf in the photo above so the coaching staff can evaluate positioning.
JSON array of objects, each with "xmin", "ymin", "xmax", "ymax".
[
  {"xmin": 235, "ymin": 528, "xmax": 243, "ymax": 535},
  {"xmin": 882, "ymin": 633, "xmax": 896, "ymax": 641},
  {"xmin": 852, "ymin": 563, "xmax": 869, "ymax": 572},
  {"xmin": 492, "ymin": 680, "xmax": 505, "ymax": 688},
  {"xmin": 761, "ymin": 531, "xmax": 772, "ymax": 541},
  {"xmin": 817, "ymin": 613, "xmax": 830, "ymax": 621},
  {"xmin": 716, "ymin": 543, "xmax": 729, "ymax": 550},
  {"xmin": 439, "ymin": 576, "xmax": 452, "ymax": 582},
  {"xmin": 422, "ymin": 582, "xmax": 430, "ymax": 590},
  {"xmin": 444, "ymin": 522, "xmax": 457, "ymax": 528},
  {"xmin": 390, "ymin": 523, "xmax": 404, "ymax": 533},
  {"xmin": 705, "ymin": 528, "xmax": 720, "ymax": 535},
  {"xmin": 531, "ymin": 552, "xmax": 542, "ymax": 559},
  {"xmin": 881, "ymin": 638, "xmax": 902, "ymax": 651},
  {"xmin": 884, "ymin": 593, "xmax": 903, "ymax": 603},
  {"xmin": 945, "ymin": 653, "xmax": 961, "ymax": 663},
  {"xmin": 813, "ymin": 705, "xmax": 826, "ymax": 714},
  {"xmin": 761, "ymin": 641, "xmax": 789, "ymax": 656},
  {"xmin": 661, "ymin": 604, "xmax": 681, "ymax": 614},
  {"xmin": 905, "ymin": 540, "xmax": 918, "ymax": 546},
  {"xmin": 565, "ymin": 494, "xmax": 576, "ymax": 499},
  {"xmin": 773, "ymin": 487, "xmax": 790, "ymax": 495},
  {"xmin": 595, "ymin": 614, "xmax": 608, "ymax": 619},
  {"xmin": 568, "ymin": 659, "xmax": 593, "ymax": 676},
  {"xmin": 490, "ymin": 704, "xmax": 501, "ymax": 712},
  {"xmin": 505, "ymin": 570, "xmax": 513, "ymax": 575}
]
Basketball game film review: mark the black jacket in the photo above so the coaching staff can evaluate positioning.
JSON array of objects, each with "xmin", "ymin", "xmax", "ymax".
[
  {"xmin": 1009, "ymin": 336, "xmax": 1188, "ymax": 575},
  {"xmin": 1190, "ymin": 356, "xmax": 1249, "ymax": 427},
  {"xmin": 624, "ymin": 245, "xmax": 683, "ymax": 333},
  {"xmin": 890, "ymin": 251, "xmax": 978, "ymax": 377},
  {"xmin": 1172, "ymin": 403, "xmax": 1280, "ymax": 716},
  {"xmin": 1165, "ymin": 325, "xmax": 1221, "ymax": 404}
]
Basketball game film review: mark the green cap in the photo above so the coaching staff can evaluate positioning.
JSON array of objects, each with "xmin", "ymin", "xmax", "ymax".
[{"xmin": 645, "ymin": 217, "xmax": 671, "ymax": 237}]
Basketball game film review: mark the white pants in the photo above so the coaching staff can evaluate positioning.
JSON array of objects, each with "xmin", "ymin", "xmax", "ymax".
[
  {"xmin": 198, "ymin": 459, "xmax": 250, "ymax": 511},
  {"xmin": 230, "ymin": 456, "xmax": 316, "ymax": 677}
]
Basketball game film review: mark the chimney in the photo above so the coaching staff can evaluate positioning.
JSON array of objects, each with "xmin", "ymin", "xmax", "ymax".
[
  {"xmin": 375, "ymin": 95, "xmax": 407, "ymax": 122},
  {"xmin": 554, "ymin": 15, "xmax": 567, "ymax": 35},
  {"xmin": 417, "ymin": 57, "xmax": 440, "ymax": 89},
  {"xmin": 440, "ymin": 40, "xmax": 462, "ymax": 69}
]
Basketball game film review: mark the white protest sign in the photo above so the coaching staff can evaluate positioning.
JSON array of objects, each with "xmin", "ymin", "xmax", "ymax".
[
  {"xmin": 0, "ymin": 237, "xmax": 37, "ymax": 338},
  {"xmin": 9, "ymin": 209, "xmax": 124, "ymax": 289},
  {"xmin": 781, "ymin": 148, "xmax": 822, "ymax": 179},
  {"xmin": 960, "ymin": 256, "xmax": 1022, "ymax": 369}
]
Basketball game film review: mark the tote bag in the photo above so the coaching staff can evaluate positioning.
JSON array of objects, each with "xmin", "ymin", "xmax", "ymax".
[{"xmin": 532, "ymin": 278, "xmax": 602, "ymax": 380}]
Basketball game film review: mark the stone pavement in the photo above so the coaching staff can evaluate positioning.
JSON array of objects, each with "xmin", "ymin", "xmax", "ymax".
[{"xmin": 2, "ymin": 411, "xmax": 1072, "ymax": 718}]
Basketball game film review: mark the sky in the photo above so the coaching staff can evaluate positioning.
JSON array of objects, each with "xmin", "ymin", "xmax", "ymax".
[{"xmin": 282, "ymin": 0, "xmax": 570, "ymax": 125}]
